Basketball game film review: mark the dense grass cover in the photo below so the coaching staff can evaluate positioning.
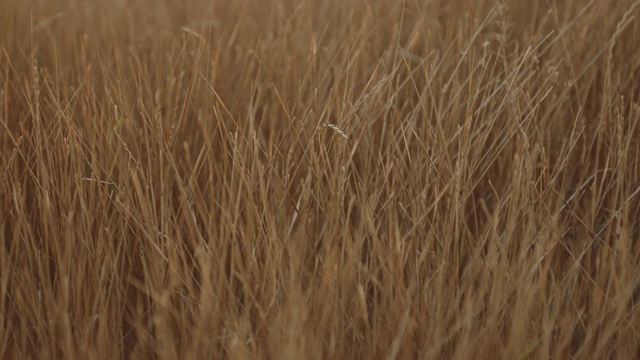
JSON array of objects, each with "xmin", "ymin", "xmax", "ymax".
[{"xmin": 1, "ymin": 0, "xmax": 640, "ymax": 358}]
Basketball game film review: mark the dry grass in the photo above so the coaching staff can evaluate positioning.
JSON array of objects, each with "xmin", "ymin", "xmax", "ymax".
[{"xmin": 1, "ymin": 0, "xmax": 640, "ymax": 358}]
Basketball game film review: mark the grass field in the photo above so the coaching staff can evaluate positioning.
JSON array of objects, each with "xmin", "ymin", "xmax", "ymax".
[{"xmin": 1, "ymin": 0, "xmax": 640, "ymax": 358}]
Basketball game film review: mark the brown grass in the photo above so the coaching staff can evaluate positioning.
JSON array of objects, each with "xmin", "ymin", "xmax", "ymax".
[{"xmin": 1, "ymin": 0, "xmax": 640, "ymax": 358}]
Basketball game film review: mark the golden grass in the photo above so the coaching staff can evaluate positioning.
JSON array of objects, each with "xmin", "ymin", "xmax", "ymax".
[{"xmin": 1, "ymin": 0, "xmax": 640, "ymax": 358}]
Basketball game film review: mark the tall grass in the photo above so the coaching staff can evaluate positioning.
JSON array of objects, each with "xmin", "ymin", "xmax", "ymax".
[{"xmin": 1, "ymin": 0, "xmax": 640, "ymax": 358}]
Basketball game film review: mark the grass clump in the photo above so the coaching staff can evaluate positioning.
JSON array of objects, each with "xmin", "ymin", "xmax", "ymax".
[{"xmin": 1, "ymin": 0, "xmax": 640, "ymax": 358}]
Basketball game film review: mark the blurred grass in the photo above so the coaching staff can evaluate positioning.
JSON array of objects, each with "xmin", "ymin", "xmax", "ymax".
[{"xmin": 1, "ymin": 0, "xmax": 639, "ymax": 358}]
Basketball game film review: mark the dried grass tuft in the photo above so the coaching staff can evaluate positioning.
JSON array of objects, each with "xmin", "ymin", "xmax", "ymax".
[{"xmin": 1, "ymin": 0, "xmax": 640, "ymax": 359}]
